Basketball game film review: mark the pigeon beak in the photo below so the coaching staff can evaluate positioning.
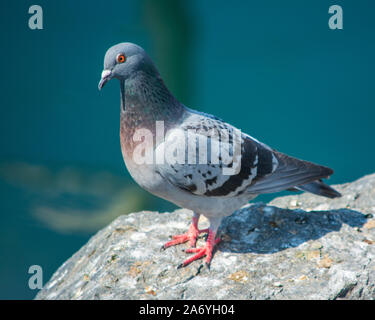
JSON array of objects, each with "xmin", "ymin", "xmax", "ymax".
[{"xmin": 98, "ymin": 70, "xmax": 112, "ymax": 90}]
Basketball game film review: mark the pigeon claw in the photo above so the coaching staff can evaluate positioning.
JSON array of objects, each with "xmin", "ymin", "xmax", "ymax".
[
  {"xmin": 163, "ymin": 223, "xmax": 208, "ymax": 249},
  {"xmin": 177, "ymin": 233, "xmax": 221, "ymax": 268}
]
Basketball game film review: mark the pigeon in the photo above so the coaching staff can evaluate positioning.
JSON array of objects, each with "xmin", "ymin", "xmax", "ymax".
[{"xmin": 98, "ymin": 42, "xmax": 341, "ymax": 268}]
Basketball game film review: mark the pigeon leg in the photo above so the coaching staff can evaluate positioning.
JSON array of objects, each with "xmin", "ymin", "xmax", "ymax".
[
  {"xmin": 162, "ymin": 213, "xmax": 208, "ymax": 249},
  {"xmin": 178, "ymin": 217, "xmax": 222, "ymax": 268}
]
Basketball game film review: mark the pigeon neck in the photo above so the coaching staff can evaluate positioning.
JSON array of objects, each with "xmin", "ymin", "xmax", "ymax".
[
  {"xmin": 119, "ymin": 71, "xmax": 185, "ymax": 160},
  {"xmin": 120, "ymin": 71, "xmax": 183, "ymax": 120}
]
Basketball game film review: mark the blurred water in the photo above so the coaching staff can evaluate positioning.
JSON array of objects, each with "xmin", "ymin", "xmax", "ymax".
[{"xmin": 0, "ymin": 0, "xmax": 374, "ymax": 299}]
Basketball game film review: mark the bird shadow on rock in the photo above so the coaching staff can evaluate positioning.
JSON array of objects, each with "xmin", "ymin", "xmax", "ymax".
[{"xmin": 217, "ymin": 203, "xmax": 367, "ymax": 254}]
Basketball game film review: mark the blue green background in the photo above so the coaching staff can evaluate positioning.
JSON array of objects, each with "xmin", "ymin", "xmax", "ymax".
[{"xmin": 0, "ymin": 0, "xmax": 374, "ymax": 299}]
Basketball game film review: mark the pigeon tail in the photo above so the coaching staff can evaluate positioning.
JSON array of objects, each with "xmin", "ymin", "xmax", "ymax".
[{"xmin": 296, "ymin": 180, "xmax": 341, "ymax": 199}]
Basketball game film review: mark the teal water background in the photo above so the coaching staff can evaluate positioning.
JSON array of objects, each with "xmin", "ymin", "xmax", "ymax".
[{"xmin": 0, "ymin": 0, "xmax": 374, "ymax": 299}]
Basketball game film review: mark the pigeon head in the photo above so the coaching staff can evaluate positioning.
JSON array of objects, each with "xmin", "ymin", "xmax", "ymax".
[{"xmin": 98, "ymin": 42, "xmax": 157, "ymax": 90}]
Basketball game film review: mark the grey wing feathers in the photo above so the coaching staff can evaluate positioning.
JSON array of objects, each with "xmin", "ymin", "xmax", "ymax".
[
  {"xmin": 155, "ymin": 110, "xmax": 338, "ymax": 199},
  {"xmin": 154, "ymin": 117, "xmax": 241, "ymax": 196},
  {"xmin": 155, "ymin": 116, "xmax": 262, "ymax": 197},
  {"xmin": 246, "ymin": 151, "xmax": 334, "ymax": 194}
]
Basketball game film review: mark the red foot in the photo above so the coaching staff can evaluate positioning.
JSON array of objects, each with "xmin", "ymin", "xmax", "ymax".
[
  {"xmin": 178, "ymin": 232, "xmax": 221, "ymax": 268},
  {"xmin": 162, "ymin": 223, "xmax": 208, "ymax": 249}
]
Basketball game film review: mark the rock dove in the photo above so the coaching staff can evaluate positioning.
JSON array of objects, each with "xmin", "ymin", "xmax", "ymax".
[{"xmin": 98, "ymin": 42, "xmax": 341, "ymax": 268}]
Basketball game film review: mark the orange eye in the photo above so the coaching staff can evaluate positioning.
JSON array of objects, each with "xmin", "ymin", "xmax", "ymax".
[{"xmin": 117, "ymin": 54, "xmax": 126, "ymax": 63}]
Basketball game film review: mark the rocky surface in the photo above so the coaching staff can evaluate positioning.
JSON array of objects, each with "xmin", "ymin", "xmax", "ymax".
[{"xmin": 36, "ymin": 174, "xmax": 375, "ymax": 300}]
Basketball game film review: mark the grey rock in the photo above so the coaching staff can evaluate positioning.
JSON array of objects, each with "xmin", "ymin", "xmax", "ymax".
[{"xmin": 36, "ymin": 174, "xmax": 375, "ymax": 300}]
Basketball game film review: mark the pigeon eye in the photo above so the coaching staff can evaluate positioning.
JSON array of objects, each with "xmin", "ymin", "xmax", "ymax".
[{"xmin": 117, "ymin": 54, "xmax": 126, "ymax": 64}]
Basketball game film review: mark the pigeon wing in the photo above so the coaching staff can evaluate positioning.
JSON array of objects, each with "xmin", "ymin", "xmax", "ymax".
[
  {"xmin": 155, "ymin": 112, "xmax": 334, "ymax": 198},
  {"xmin": 154, "ymin": 116, "xmax": 275, "ymax": 197}
]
